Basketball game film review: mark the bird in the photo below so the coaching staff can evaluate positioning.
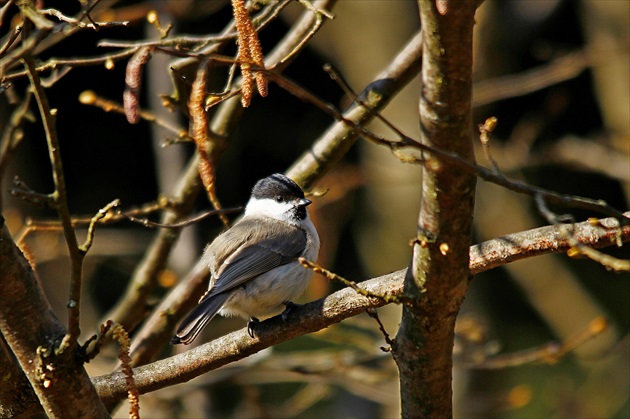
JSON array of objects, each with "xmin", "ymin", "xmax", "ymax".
[{"xmin": 171, "ymin": 173, "xmax": 320, "ymax": 345}]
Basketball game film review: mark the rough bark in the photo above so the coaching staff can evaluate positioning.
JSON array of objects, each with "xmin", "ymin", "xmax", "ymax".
[
  {"xmin": 393, "ymin": 2, "xmax": 478, "ymax": 417},
  {"xmin": 0, "ymin": 218, "xmax": 109, "ymax": 418}
]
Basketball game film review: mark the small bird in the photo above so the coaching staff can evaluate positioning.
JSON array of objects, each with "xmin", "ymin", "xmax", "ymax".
[{"xmin": 171, "ymin": 173, "xmax": 320, "ymax": 345}]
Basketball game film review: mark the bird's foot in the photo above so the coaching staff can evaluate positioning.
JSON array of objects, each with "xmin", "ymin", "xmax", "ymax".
[
  {"xmin": 247, "ymin": 317, "xmax": 260, "ymax": 338},
  {"xmin": 281, "ymin": 301, "xmax": 301, "ymax": 322}
]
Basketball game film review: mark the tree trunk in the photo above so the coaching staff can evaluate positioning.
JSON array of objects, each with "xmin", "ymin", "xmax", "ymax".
[{"xmin": 393, "ymin": 2, "xmax": 478, "ymax": 417}]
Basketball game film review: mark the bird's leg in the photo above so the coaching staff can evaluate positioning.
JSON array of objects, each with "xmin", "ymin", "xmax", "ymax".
[
  {"xmin": 247, "ymin": 317, "xmax": 260, "ymax": 338},
  {"xmin": 281, "ymin": 301, "xmax": 301, "ymax": 322}
]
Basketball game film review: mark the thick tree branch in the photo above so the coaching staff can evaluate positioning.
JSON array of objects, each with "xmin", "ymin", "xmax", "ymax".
[
  {"xmin": 91, "ymin": 213, "xmax": 629, "ymax": 404},
  {"xmin": 0, "ymin": 334, "xmax": 38, "ymax": 417},
  {"xmin": 288, "ymin": 31, "xmax": 422, "ymax": 188},
  {"xmin": 0, "ymin": 218, "xmax": 109, "ymax": 418},
  {"xmin": 93, "ymin": 269, "xmax": 402, "ymax": 404}
]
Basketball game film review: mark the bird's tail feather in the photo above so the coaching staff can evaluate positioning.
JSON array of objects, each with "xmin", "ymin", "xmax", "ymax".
[{"xmin": 170, "ymin": 292, "xmax": 231, "ymax": 345}]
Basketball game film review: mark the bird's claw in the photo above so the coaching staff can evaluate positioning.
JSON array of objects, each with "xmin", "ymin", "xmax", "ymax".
[
  {"xmin": 281, "ymin": 301, "xmax": 301, "ymax": 322},
  {"xmin": 247, "ymin": 317, "xmax": 260, "ymax": 338}
]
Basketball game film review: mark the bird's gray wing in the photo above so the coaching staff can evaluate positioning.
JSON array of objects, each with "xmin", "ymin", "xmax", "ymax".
[{"xmin": 206, "ymin": 219, "xmax": 307, "ymax": 298}]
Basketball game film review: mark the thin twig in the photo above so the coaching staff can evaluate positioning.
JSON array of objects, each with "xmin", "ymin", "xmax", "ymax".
[
  {"xmin": 276, "ymin": 6, "xmax": 327, "ymax": 66},
  {"xmin": 0, "ymin": 29, "xmax": 49, "ymax": 79},
  {"xmin": 473, "ymin": 51, "xmax": 589, "ymax": 107},
  {"xmin": 122, "ymin": 207, "xmax": 242, "ymax": 229},
  {"xmin": 463, "ymin": 317, "xmax": 609, "ymax": 369},
  {"xmin": 0, "ymin": 0, "xmax": 15, "ymax": 27},
  {"xmin": 477, "ymin": 116, "xmax": 503, "ymax": 175},
  {"xmin": 2, "ymin": 48, "xmax": 139, "ymax": 83},
  {"xmin": 96, "ymin": 0, "xmax": 293, "ymax": 50},
  {"xmin": 11, "ymin": 176, "xmax": 54, "ymax": 207},
  {"xmin": 0, "ymin": 24, "xmax": 22, "ymax": 57},
  {"xmin": 15, "ymin": 200, "xmax": 167, "ymax": 245},
  {"xmin": 536, "ymin": 194, "xmax": 629, "ymax": 271},
  {"xmin": 79, "ymin": 199, "xmax": 121, "ymax": 253},
  {"xmin": 98, "ymin": 35, "xmax": 235, "ymax": 49},
  {"xmin": 365, "ymin": 308, "xmax": 394, "ymax": 352},
  {"xmin": 40, "ymin": 65, "xmax": 72, "ymax": 87},
  {"xmin": 299, "ymin": 258, "xmax": 413, "ymax": 306},
  {"xmin": 23, "ymin": 54, "xmax": 84, "ymax": 352},
  {"xmin": 78, "ymin": 90, "xmax": 191, "ymax": 141},
  {"xmin": 17, "ymin": 1, "xmax": 54, "ymax": 30},
  {"xmin": 146, "ymin": 10, "xmax": 172, "ymax": 39},
  {"xmin": 39, "ymin": 8, "xmax": 128, "ymax": 30},
  {"xmin": 75, "ymin": 0, "xmax": 103, "ymax": 30}
]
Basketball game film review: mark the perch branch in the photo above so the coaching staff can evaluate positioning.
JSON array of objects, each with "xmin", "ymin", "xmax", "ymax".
[{"xmin": 91, "ymin": 212, "xmax": 629, "ymax": 403}]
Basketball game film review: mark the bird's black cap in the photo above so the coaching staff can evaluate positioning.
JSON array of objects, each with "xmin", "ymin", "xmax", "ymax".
[{"xmin": 252, "ymin": 173, "xmax": 305, "ymax": 201}]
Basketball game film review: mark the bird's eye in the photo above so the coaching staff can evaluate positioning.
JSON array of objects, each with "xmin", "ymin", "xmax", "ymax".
[{"xmin": 275, "ymin": 196, "xmax": 283, "ymax": 203}]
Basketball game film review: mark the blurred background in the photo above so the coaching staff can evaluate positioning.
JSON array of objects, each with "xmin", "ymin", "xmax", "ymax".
[{"xmin": 1, "ymin": 0, "xmax": 628, "ymax": 417}]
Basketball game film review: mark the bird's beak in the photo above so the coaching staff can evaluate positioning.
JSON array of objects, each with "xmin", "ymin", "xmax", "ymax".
[{"xmin": 298, "ymin": 198, "xmax": 312, "ymax": 207}]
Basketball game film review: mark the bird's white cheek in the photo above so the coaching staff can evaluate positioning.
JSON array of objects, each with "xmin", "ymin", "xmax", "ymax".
[{"xmin": 244, "ymin": 198, "xmax": 293, "ymax": 222}]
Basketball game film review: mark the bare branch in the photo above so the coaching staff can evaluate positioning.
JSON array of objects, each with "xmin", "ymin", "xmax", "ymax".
[
  {"xmin": 39, "ymin": 8, "xmax": 129, "ymax": 30},
  {"xmin": 473, "ymin": 51, "xmax": 589, "ymax": 108},
  {"xmin": 93, "ymin": 268, "xmax": 403, "ymax": 404},
  {"xmin": 3, "ymin": 48, "xmax": 139, "ymax": 83},
  {"xmin": 462, "ymin": 317, "xmax": 609, "ymax": 369},
  {"xmin": 91, "ymin": 213, "xmax": 629, "ymax": 404},
  {"xmin": 0, "ymin": 89, "xmax": 33, "ymax": 209},
  {"xmin": 78, "ymin": 90, "xmax": 191, "ymax": 141},
  {"xmin": 23, "ymin": 53, "xmax": 85, "ymax": 349},
  {"xmin": 536, "ymin": 194, "xmax": 629, "ymax": 271},
  {"xmin": 79, "ymin": 199, "xmax": 121, "ymax": 253},
  {"xmin": 0, "ymin": 23, "xmax": 22, "ymax": 57},
  {"xmin": 287, "ymin": 31, "xmax": 423, "ymax": 188},
  {"xmin": 121, "ymin": 207, "xmax": 243, "ymax": 229}
]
